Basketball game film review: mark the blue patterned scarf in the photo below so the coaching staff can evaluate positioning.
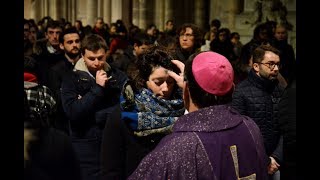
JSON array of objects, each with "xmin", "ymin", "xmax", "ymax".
[{"xmin": 134, "ymin": 88, "xmax": 185, "ymax": 135}]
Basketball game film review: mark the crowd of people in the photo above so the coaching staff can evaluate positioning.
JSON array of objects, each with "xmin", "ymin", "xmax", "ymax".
[{"xmin": 24, "ymin": 16, "xmax": 296, "ymax": 180}]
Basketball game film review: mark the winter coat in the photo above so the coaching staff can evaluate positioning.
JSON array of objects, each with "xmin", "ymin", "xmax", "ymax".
[
  {"xmin": 61, "ymin": 58, "xmax": 127, "ymax": 180},
  {"xmin": 24, "ymin": 127, "xmax": 82, "ymax": 180},
  {"xmin": 278, "ymin": 78, "xmax": 296, "ymax": 180},
  {"xmin": 46, "ymin": 55, "xmax": 75, "ymax": 134},
  {"xmin": 232, "ymin": 69, "xmax": 284, "ymax": 158}
]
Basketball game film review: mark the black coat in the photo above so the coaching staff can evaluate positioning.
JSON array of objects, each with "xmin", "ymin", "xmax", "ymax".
[
  {"xmin": 61, "ymin": 60, "xmax": 127, "ymax": 180},
  {"xmin": 232, "ymin": 70, "xmax": 284, "ymax": 157},
  {"xmin": 278, "ymin": 78, "xmax": 296, "ymax": 180},
  {"xmin": 24, "ymin": 127, "xmax": 82, "ymax": 180},
  {"xmin": 46, "ymin": 55, "xmax": 75, "ymax": 134}
]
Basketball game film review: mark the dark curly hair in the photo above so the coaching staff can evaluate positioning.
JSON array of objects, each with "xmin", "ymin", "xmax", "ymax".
[
  {"xmin": 131, "ymin": 45, "xmax": 180, "ymax": 91},
  {"xmin": 176, "ymin": 23, "xmax": 204, "ymax": 50}
]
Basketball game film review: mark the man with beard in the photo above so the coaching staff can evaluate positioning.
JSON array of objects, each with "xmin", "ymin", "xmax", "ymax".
[
  {"xmin": 232, "ymin": 44, "xmax": 285, "ymax": 180},
  {"xmin": 46, "ymin": 27, "xmax": 82, "ymax": 134}
]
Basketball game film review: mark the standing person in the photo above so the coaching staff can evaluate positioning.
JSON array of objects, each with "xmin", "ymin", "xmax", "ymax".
[
  {"xmin": 24, "ymin": 98, "xmax": 82, "ymax": 180},
  {"xmin": 47, "ymin": 27, "xmax": 82, "ymax": 134},
  {"xmin": 173, "ymin": 23, "xmax": 204, "ymax": 63},
  {"xmin": 33, "ymin": 20, "xmax": 64, "ymax": 86},
  {"xmin": 232, "ymin": 44, "xmax": 285, "ymax": 179},
  {"xmin": 239, "ymin": 23, "xmax": 272, "ymax": 71},
  {"xmin": 74, "ymin": 20, "xmax": 85, "ymax": 40},
  {"xmin": 101, "ymin": 45, "xmax": 185, "ymax": 179},
  {"xmin": 128, "ymin": 51, "xmax": 269, "ymax": 179},
  {"xmin": 24, "ymin": 19, "xmax": 33, "ymax": 56},
  {"xmin": 210, "ymin": 28, "xmax": 237, "ymax": 62},
  {"xmin": 24, "ymin": 81, "xmax": 81, "ymax": 180},
  {"xmin": 203, "ymin": 18, "xmax": 221, "ymax": 43},
  {"xmin": 61, "ymin": 34, "xmax": 128, "ymax": 180},
  {"xmin": 163, "ymin": 20, "xmax": 176, "ymax": 37},
  {"xmin": 92, "ymin": 17, "xmax": 109, "ymax": 43},
  {"xmin": 110, "ymin": 32, "xmax": 153, "ymax": 73},
  {"xmin": 273, "ymin": 24, "xmax": 296, "ymax": 83},
  {"xmin": 277, "ymin": 77, "xmax": 296, "ymax": 180},
  {"xmin": 145, "ymin": 24, "xmax": 157, "ymax": 44},
  {"xmin": 230, "ymin": 32, "xmax": 243, "ymax": 60},
  {"xmin": 24, "ymin": 55, "xmax": 57, "ymax": 128}
]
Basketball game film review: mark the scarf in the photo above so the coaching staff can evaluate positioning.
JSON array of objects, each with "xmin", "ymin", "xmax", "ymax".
[{"xmin": 134, "ymin": 88, "xmax": 185, "ymax": 136}]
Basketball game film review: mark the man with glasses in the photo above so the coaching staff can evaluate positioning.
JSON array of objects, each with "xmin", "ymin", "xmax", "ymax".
[{"xmin": 232, "ymin": 44, "xmax": 285, "ymax": 180}]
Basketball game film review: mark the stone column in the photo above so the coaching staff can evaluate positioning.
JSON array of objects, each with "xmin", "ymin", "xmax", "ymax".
[
  {"xmin": 138, "ymin": 0, "xmax": 147, "ymax": 29},
  {"xmin": 122, "ymin": 0, "xmax": 131, "ymax": 28},
  {"xmin": 49, "ymin": 0, "xmax": 58, "ymax": 20},
  {"xmin": 155, "ymin": 0, "xmax": 164, "ymax": 31},
  {"xmin": 87, "ymin": 0, "xmax": 98, "ymax": 27},
  {"xmin": 57, "ymin": 0, "xmax": 67, "ymax": 20},
  {"xmin": 209, "ymin": 0, "xmax": 219, "ymax": 22},
  {"xmin": 111, "ymin": 0, "xmax": 122, "ymax": 23},
  {"xmin": 70, "ymin": 0, "xmax": 76, "ymax": 24},
  {"xmin": 132, "ymin": 0, "xmax": 139, "ymax": 26},
  {"xmin": 24, "ymin": 0, "xmax": 31, "ymax": 19},
  {"xmin": 164, "ymin": 0, "xmax": 173, "ymax": 26},
  {"xmin": 97, "ymin": 0, "xmax": 102, "ymax": 18},
  {"xmin": 30, "ymin": 0, "xmax": 41, "ymax": 22},
  {"xmin": 194, "ymin": 0, "xmax": 205, "ymax": 29},
  {"xmin": 41, "ymin": 0, "xmax": 49, "ymax": 18},
  {"xmin": 103, "ymin": 0, "xmax": 112, "ymax": 25},
  {"xmin": 227, "ymin": 0, "xmax": 241, "ymax": 30}
]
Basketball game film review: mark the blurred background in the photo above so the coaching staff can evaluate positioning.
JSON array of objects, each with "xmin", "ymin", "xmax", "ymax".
[{"xmin": 24, "ymin": 0, "xmax": 296, "ymax": 51}]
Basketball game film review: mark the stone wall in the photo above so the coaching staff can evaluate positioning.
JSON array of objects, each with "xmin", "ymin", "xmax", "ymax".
[{"xmin": 24, "ymin": 0, "xmax": 296, "ymax": 53}]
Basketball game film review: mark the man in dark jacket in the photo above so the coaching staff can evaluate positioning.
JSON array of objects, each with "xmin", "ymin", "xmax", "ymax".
[
  {"xmin": 61, "ymin": 34, "xmax": 127, "ymax": 180},
  {"xmin": 273, "ymin": 24, "xmax": 296, "ymax": 83},
  {"xmin": 278, "ymin": 77, "xmax": 296, "ymax": 180},
  {"xmin": 128, "ymin": 51, "xmax": 269, "ymax": 179},
  {"xmin": 33, "ymin": 20, "xmax": 64, "ymax": 86},
  {"xmin": 232, "ymin": 44, "xmax": 285, "ymax": 179},
  {"xmin": 47, "ymin": 27, "xmax": 82, "ymax": 134}
]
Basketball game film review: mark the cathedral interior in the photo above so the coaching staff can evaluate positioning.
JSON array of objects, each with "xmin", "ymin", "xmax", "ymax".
[{"xmin": 24, "ymin": 0, "xmax": 296, "ymax": 51}]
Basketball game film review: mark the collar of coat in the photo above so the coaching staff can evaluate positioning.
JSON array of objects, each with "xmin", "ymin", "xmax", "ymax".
[
  {"xmin": 248, "ymin": 69, "xmax": 279, "ymax": 93},
  {"xmin": 173, "ymin": 105, "xmax": 244, "ymax": 132},
  {"xmin": 74, "ymin": 57, "xmax": 111, "ymax": 77}
]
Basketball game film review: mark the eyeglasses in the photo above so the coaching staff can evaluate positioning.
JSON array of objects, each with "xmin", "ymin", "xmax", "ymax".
[
  {"xmin": 179, "ymin": 33, "xmax": 194, "ymax": 39},
  {"xmin": 258, "ymin": 62, "xmax": 281, "ymax": 70}
]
